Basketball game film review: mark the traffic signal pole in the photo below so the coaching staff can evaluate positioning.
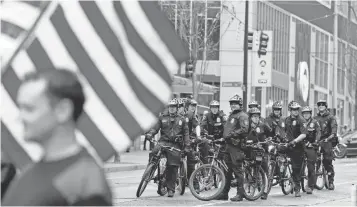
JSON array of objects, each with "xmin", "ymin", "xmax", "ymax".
[{"xmin": 243, "ymin": 0, "xmax": 249, "ymax": 109}]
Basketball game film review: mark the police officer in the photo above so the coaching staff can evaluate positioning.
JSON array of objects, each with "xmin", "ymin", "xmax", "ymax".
[
  {"xmin": 201, "ymin": 100, "xmax": 227, "ymax": 140},
  {"xmin": 246, "ymin": 108, "xmax": 272, "ymax": 200},
  {"xmin": 178, "ymin": 98, "xmax": 186, "ymax": 116},
  {"xmin": 248, "ymin": 101, "xmax": 265, "ymax": 122},
  {"xmin": 314, "ymin": 100, "xmax": 337, "ymax": 190},
  {"xmin": 265, "ymin": 101, "xmax": 286, "ymax": 142},
  {"xmin": 185, "ymin": 99, "xmax": 202, "ymax": 187},
  {"xmin": 146, "ymin": 99, "xmax": 190, "ymax": 197},
  {"xmin": 218, "ymin": 94, "xmax": 249, "ymax": 201},
  {"xmin": 301, "ymin": 106, "xmax": 321, "ymax": 194},
  {"xmin": 284, "ymin": 101, "xmax": 308, "ymax": 197}
]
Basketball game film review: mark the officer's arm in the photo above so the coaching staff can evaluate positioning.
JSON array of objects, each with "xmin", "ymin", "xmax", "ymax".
[
  {"xmin": 148, "ymin": 118, "xmax": 162, "ymax": 137},
  {"xmin": 234, "ymin": 115, "xmax": 249, "ymax": 137},
  {"xmin": 200, "ymin": 115, "xmax": 208, "ymax": 133},
  {"xmin": 294, "ymin": 118, "xmax": 307, "ymax": 142},
  {"xmin": 315, "ymin": 121, "xmax": 321, "ymax": 142},
  {"xmin": 183, "ymin": 118, "xmax": 190, "ymax": 148},
  {"xmin": 329, "ymin": 116, "xmax": 338, "ymax": 138},
  {"xmin": 264, "ymin": 122, "xmax": 273, "ymax": 137},
  {"xmin": 221, "ymin": 111, "xmax": 228, "ymax": 125},
  {"xmin": 193, "ymin": 115, "xmax": 201, "ymax": 137}
]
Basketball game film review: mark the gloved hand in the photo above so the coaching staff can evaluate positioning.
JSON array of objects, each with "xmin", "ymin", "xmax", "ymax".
[{"xmin": 288, "ymin": 140, "xmax": 297, "ymax": 147}]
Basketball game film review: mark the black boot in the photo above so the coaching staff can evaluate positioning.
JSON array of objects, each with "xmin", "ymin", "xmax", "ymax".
[
  {"xmin": 294, "ymin": 190, "xmax": 301, "ymax": 197},
  {"xmin": 261, "ymin": 192, "xmax": 268, "ymax": 200},
  {"xmin": 328, "ymin": 182, "xmax": 335, "ymax": 190},
  {"xmin": 230, "ymin": 194, "xmax": 243, "ymax": 202},
  {"xmin": 168, "ymin": 190, "xmax": 175, "ymax": 197}
]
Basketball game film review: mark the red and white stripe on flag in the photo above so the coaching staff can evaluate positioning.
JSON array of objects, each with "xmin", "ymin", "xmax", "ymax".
[{"xmin": 1, "ymin": 0, "xmax": 188, "ymax": 169}]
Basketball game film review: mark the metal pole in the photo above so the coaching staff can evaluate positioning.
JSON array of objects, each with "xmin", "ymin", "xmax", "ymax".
[
  {"xmin": 243, "ymin": 0, "xmax": 249, "ymax": 109},
  {"xmin": 333, "ymin": 0, "xmax": 338, "ymax": 110}
]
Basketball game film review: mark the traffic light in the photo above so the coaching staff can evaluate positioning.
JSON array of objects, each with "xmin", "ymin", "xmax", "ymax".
[
  {"xmin": 185, "ymin": 60, "xmax": 194, "ymax": 78},
  {"xmin": 258, "ymin": 32, "xmax": 269, "ymax": 57},
  {"xmin": 247, "ymin": 32, "xmax": 254, "ymax": 50}
]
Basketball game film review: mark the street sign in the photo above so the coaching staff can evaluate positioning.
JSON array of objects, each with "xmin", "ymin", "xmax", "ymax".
[
  {"xmin": 222, "ymin": 82, "xmax": 242, "ymax": 87},
  {"xmin": 252, "ymin": 31, "xmax": 273, "ymax": 87}
]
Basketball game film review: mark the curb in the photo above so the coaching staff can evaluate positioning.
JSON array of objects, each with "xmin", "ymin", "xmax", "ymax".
[{"xmin": 104, "ymin": 164, "xmax": 147, "ymax": 173}]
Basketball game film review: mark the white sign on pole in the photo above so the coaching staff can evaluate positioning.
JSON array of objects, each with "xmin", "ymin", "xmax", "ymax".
[{"xmin": 251, "ymin": 31, "xmax": 273, "ymax": 87}]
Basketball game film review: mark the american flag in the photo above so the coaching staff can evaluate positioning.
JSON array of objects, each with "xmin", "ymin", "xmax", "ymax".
[{"xmin": 1, "ymin": 0, "xmax": 188, "ymax": 169}]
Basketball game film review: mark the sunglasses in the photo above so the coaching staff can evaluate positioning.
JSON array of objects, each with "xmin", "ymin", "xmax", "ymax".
[{"xmin": 317, "ymin": 103, "xmax": 326, "ymax": 106}]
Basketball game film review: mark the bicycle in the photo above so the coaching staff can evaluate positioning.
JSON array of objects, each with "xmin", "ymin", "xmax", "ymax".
[
  {"xmin": 242, "ymin": 139, "xmax": 268, "ymax": 201},
  {"xmin": 136, "ymin": 140, "xmax": 184, "ymax": 198},
  {"xmin": 315, "ymin": 143, "xmax": 329, "ymax": 190},
  {"xmin": 188, "ymin": 138, "xmax": 227, "ymax": 201},
  {"xmin": 266, "ymin": 142, "xmax": 294, "ymax": 195}
]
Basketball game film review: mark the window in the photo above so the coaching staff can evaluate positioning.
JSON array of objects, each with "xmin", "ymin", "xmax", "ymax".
[
  {"xmin": 257, "ymin": 2, "xmax": 290, "ymax": 74},
  {"xmin": 159, "ymin": 0, "xmax": 221, "ymax": 61},
  {"xmin": 314, "ymin": 30, "xmax": 329, "ymax": 88},
  {"xmin": 266, "ymin": 86, "xmax": 289, "ymax": 117}
]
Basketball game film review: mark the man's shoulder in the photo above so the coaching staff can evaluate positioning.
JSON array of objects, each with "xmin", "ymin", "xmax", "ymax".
[{"xmin": 53, "ymin": 151, "xmax": 111, "ymax": 205}]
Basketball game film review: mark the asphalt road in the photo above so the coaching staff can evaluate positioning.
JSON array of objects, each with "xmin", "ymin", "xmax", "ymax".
[{"xmin": 107, "ymin": 158, "xmax": 357, "ymax": 206}]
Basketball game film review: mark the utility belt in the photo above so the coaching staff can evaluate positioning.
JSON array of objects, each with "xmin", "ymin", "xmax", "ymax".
[{"xmin": 162, "ymin": 135, "xmax": 183, "ymax": 144}]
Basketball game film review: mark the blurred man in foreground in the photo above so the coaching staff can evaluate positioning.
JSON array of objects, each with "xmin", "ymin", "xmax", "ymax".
[{"xmin": 2, "ymin": 69, "xmax": 112, "ymax": 206}]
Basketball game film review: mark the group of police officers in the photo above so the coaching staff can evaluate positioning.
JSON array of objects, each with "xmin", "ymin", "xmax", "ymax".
[{"xmin": 144, "ymin": 94, "xmax": 337, "ymax": 201}]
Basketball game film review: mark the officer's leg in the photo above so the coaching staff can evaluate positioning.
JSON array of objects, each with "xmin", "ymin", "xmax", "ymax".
[
  {"xmin": 322, "ymin": 142, "xmax": 335, "ymax": 189},
  {"xmin": 231, "ymin": 161, "xmax": 244, "ymax": 201},
  {"xmin": 199, "ymin": 141, "xmax": 210, "ymax": 164},
  {"xmin": 289, "ymin": 148, "xmax": 304, "ymax": 195},
  {"xmin": 305, "ymin": 147, "xmax": 317, "ymax": 193},
  {"xmin": 166, "ymin": 164, "xmax": 179, "ymax": 196},
  {"xmin": 217, "ymin": 152, "xmax": 231, "ymax": 200},
  {"xmin": 186, "ymin": 150, "xmax": 198, "ymax": 188},
  {"xmin": 261, "ymin": 153, "xmax": 270, "ymax": 199}
]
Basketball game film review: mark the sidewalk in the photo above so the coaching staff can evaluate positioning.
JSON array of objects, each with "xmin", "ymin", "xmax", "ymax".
[{"xmin": 104, "ymin": 150, "xmax": 150, "ymax": 173}]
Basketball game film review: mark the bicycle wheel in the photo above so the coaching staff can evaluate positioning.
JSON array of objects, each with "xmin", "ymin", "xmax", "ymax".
[
  {"xmin": 266, "ymin": 161, "xmax": 276, "ymax": 195},
  {"xmin": 280, "ymin": 164, "xmax": 293, "ymax": 195},
  {"xmin": 136, "ymin": 163, "xmax": 157, "ymax": 198},
  {"xmin": 189, "ymin": 164, "xmax": 226, "ymax": 201},
  {"xmin": 178, "ymin": 160, "xmax": 187, "ymax": 195},
  {"xmin": 301, "ymin": 164, "xmax": 308, "ymax": 192},
  {"xmin": 314, "ymin": 160, "xmax": 325, "ymax": 190},
  {"xmin": 243, "ymin": 166, "xmax": 267, "ymax": 201}
]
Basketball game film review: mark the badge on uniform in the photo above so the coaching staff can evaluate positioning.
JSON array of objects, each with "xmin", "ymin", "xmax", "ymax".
[
  {"xmin": 303, "ymin": 123, "xmax": 307, "ymax": 128},
  {"xmin": 244, "ymin": 120, "xmax": 249, "ymax": 126},
  {"xmin": 231, "ymin": 119, "xmax": 235, "ymax": 124},
  {"xmin": 256, "ymin": 127, "xmax": 260, "ymax": 133},
  {"xmin": 292, "ymin": 120, "xmax": 296, "ymax": 126},
  {"xmin": 223, "ymin": 116, "xmax": 228, "ymax": 121},
  {"xmin": 202, "ymin": 116, "xmax": 207, "ymax": 121},
  {"xmin": 162, "ymin": 119, "xmax": 167, "ymax": 123},
  {"xmin": 179, "ymin": 120, "xmax": 182, "ymax": 125},
  {"xmin": 310, "ymin": 123, "xmax": 314, "ymax": 127},
  {"xmin": 217, "ymin": 117, "xmax": 221, "ymax": 123},
  {"xmin": 281, "ymin": 122, "xmax": 285, "ymax": 128},
  {"xmin": 186, "ymin": 117, "xmax": 189, "ymax": 123}
]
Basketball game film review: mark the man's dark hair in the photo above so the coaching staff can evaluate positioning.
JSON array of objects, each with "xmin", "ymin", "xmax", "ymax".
[{"xmin": 22, "ymin": 69, "xmax": 85, "ymax": 122}]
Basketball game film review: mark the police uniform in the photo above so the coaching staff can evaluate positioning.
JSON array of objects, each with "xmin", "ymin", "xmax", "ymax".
[
  {"xmin": 147, "ymin": 111, "xmax": 190, "ymax": 193},
  {"xmin": 184, "ymin": 110, "xmax": 203, "ymax": 185},
  {"xmin": 303, "ymin": 118, "xmax": 321, "ymax": 191},
  {"xmin": 284, "ymin": 115, "xmax": 308, "ymax": 192},
  {"xmin": 247, "ymin": 120, "xmax": 272, "ymax": 198},
  {"xmin": 314, "ymin": 111, "xmax": 337, "ymax": 184},
  {"xmin": 265, "ymin": 113, "xmax": 287, "ymax": 142},
  {"xmin": 220, "ymin": 109, "xmax": 249, "ymax": 199},
  {"xmin": 201, "ymin": 110, "xmax": 227, "ymax": 139}
]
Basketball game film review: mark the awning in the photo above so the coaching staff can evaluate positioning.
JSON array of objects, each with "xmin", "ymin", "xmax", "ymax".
[{"xmin": 172, "ymin": 75, "xmax": 219, "ymax": 94}]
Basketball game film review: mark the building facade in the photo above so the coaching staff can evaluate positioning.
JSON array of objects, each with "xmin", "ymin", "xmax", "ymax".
[
  {"xmin": 160, "ymin": 0, "xmax": 357, "ymax": 131},
  {"xmin": 219, "ymin": 0, "xmax": 357, "ymax": 131}
]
